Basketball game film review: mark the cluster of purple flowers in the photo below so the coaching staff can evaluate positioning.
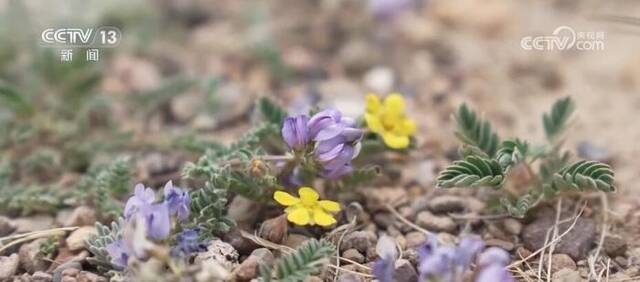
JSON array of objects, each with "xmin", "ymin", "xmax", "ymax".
[
  {"xmin": 106, "ymin": 181, "xmax": 201, "ymax": 268},
  {"xmin": 282, "ymin": 109, "xmax": 363, "ymax": 179},
  {"xmin": 373, "ymin": 235, "xmax": 514, "ymax": 282}
]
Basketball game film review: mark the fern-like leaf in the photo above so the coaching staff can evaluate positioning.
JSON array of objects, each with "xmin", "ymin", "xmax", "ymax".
[
  {"xmin": 258, "ymin": 97, "xmax": 287, "ymax": 126},
  {"xmin": 550, "ymin": 160, "xmax": 615, "ymax": 193},
  {"xmin": 262, "ymin": 239, "xmax": 335, "ymax": 282},
  {"xmin": 495, "ymin": 139, "xmax": 529, "ymax": 171},
  {"xmin": 437, "ymin": 156, "xmax": 505, "ymax": 188},
  {"xmin": 543, "ymin": 97, "xmax": 575, "ymax": 142},
  {"xmin": 340, "ymin": 166, "xmax": 380, "ymax": 189},
  {"xmin": 189, "ymin": 182, "xmax": 235, "ymax": 237},
  {"xmin": 86, "ymin": 218, "xmax": 125, "ymax": 272},
  {"xmin": 454, "ymin": 103, "xmax": 499, "ymax": 157}
]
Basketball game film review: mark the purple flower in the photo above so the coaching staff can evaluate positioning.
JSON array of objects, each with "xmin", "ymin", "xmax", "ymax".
[
  {"xmin": 124, "ymin": 183, "xmax": 155, "ymax": 219},
  {"xmin": 475, "ymin": 247, "xmax": 514, "ymax": 282},
  {"xmin": 163, "ymin": 181, "xmax": 191, "ymax": 221},
  {"xmin": 139, "ymin": 203, "xmax": 171, "ymax": 240},
  {"xmin": 369, "ymin": 0, "xmax": 415, "ymax": 20},
  {"xmin": 417, "ymin": 235, "xmax": 485, "ymax": 282},
  {"xmin": 373, "ymin": 235, "xmax": 397, "ymax": 282},
  {"xmin": 282, "ymin": 115, "xmax": 310, "ymax": 151},
  {"xmin": 105, "ymin": 239, "xmax": 129, "ymax": 268},
  {"xmin": 308, "ymin": 109, "xmax": 363, "ymax": 179},
  {"xmin": 170, "ymin": 228, "xmax": 208, "ymax": 257}
]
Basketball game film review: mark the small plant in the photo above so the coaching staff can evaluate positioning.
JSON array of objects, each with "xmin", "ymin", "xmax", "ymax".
[
  {"xmin": 260, "ymin": 239, "xmax": 335, "ymax": 282},
  {"xmin": 436, "ymin": 97, "xmax": 616, "ymax": 217}
]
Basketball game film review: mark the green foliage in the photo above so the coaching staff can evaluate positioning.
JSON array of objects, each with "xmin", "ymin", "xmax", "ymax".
[
  {"xmin": 495, "ymin": 139, "xmax": 529, "ymax": 171},
  {"xmin": 0, "ymin": 83, "xmax": 32, "ymax": 115},
  {"xmin": 40, "ymin": 236, "xmax": 60, "ymax": 260},
  {"xmin": 258, "ymin": 97, "xmax": 287, "ymax": 126},
  {"xmin": 436, "ymin": 156, "xmax": 504, "ymax": 188},
  {"xmin": 189, "ymin": 182, "xmax": 235, "ymax": 237},
  {"xmin": 261, "ymin": 239, "xmax": 335, "ymax": 282},
  {"xmin": 183, "ymin": 123, "xmax": 281, "ymax": 200},
  {"xmin": 339, "ymin": 166, "xmax": 380, "ymax": 189},
  {"xmin": 543, "ymin": 97, "xmax": 575, "ymax": 142},
  {"xmin": 439, "ymin": 97, "xmax": 615, "ymax": 218},
  {"xmin": 86, "ymin": 218, "xmax": 126, "ymax": 272},
  {"xmin": 454, "ymin": 103, "xmax": 500, "ymax": 157},
  {"xmin": 549, "ymin": 160, "xmax": 616, "ymax": 193},
  {"xmin": 77, "ymin": 156, "xmax": 132, "ymax": 220}
]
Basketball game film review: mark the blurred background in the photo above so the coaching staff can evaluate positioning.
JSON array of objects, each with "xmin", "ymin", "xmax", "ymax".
[{"xmin": 1, "ymin": 0, "xmax": 640, "ymax": 238}]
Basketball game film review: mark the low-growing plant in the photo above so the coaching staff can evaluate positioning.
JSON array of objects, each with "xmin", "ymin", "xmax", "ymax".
[
  {"xmin": 436, "ymin": 97, "xmax": 616, "ymax": 217},
  {"xmin": 260, "ymin": 239, "xmax": 335, "ymax": 282}
]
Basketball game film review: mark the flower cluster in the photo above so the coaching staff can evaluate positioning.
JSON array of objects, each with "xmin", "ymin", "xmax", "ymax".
[
  {"xmin": 365, "ymin": 93, "xmax": 416, "ymax": 149},
  {"xmin": 373, "ymin": 235, "xmax": 514, "ymax": 282},
  {"xmin": 106, "ymin": 181, "xmax": 199, "ymax": 268},
  {"xmin": 273, "ymin": 186, "xmax": 341, "ymax": 226},
  {"xmin": 282, "ymin": 109, "xmax": 363, "ymax": 179}
]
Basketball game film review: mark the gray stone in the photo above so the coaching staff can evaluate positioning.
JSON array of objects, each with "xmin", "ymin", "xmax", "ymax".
[
  {"xmin": 404, "ymin": 232, "xmax": 426, "ymax": 249},
  {"xmin": 502, "ymin": 218, "xmax": 522, "ymax": 235},
  {"xmin": 485, "ymin": 238, "xmax": 515, "ymax": 251},
  {"xmin": 393, "ymin": 259, "xmax": 418, "ymax": 282},
  {"xmin": 66, "ymin": 227, "xmax": 96, "ymax": 251},
  {"xmin": 551, "ymin": 268, "xmax": 581, "ymax": 282},
  {"xmin": 602, "ymin": 235, "xmax": 627, "ymax": 257},
  {"xmin": 63, "ymin": 206, "xmax": 96, "ymax": 227},
  {"xmin": 342, "ymin": 249, "xmax": 364, "ymax": 264},
  {"xmin": 0, "ymin": 215, "xmax": 16, "ymax": 236},
  {"xmin": 76, "ymin": 271, "xmax": 107, "ymax": 282},
  {"xmin": 548, "ymin": 254, "xmax": 577, "ymax": 273},
  {"xmin": 234, "ymin": 248, "xmax": 274, "ymax": 281},
  {"xmin": 0, "ymin": 254, "xmax": 19, "ymax": 280},
  {"xmin": 14, "ymin": 216, "xmax": 54, "ymax": 233},
  {"xmin": 416, "ymin": 211, "xmax": 457, "ymax": 233},
  {"xmin": 340, "ymin": 231, "xmax": 377, "ymax": 253},
  {"xmin": 19, "ymin": 238, "xmax": 50, "ymax": 273},
  {"xmin": 32, "ymin": 271, "xmax": 53, "ymax": 282},
  {"xmin": 427, "ymin": 195, "xmax": 467, "ymax": 213},
  {"xmin": 195, "ymin": 239, "xmax": 239, "ymax": 270},
  {"xmin": 522, "ymin": 217, "xmax": 596, "ymax": 260}
]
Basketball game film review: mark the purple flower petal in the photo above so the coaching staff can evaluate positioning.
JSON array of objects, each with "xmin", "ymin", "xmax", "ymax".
[
  {"xmin": 307, "ymin": 109, "xmax": 341, "ymax": 138},
  {"xmin": 455, "ymin": 236, "xmax": 485, "ymax": 269},
  {"xmin": 163, "ymin": 181, "xmax": 191, "ymax": 221},
  {"xmin": 140, "ymin": 203, "xmax": 171, "ymax": 240},
  {"xmin": 282, "ymin": 115, "xmax": 310, "ymax": 150},
  {"xmin": 372, "ymin": 255, "xmax": 395, "ymax": 282},
  {"xmin": 475, "ymin": 263, "xmax": 515, "ymax": 282},
  {"xmin": 124, "ymin": 184, "xmax": 156, "ymax": 220},
  {"xmin": 106, "ymin": 239, "xmax": 129, "ymax": 268},
  {"xmin": 477, "ymin": 247, "xmax": 511, "ymax": 267}
]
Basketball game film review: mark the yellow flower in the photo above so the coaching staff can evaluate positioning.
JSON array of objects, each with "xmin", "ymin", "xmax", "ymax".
[
  {"xmin": 273, "ymin": 187, "xmax": 341, "ymax": 226},
  {"xmin": 364, "ymin": 93, "xmax": 417, "ymax": 149}
]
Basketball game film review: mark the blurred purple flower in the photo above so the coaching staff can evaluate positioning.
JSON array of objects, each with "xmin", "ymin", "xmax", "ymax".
[
  {"xmin": 124, "ymin": 183, "xmax": 155, "ymax": 219},
  {"xmin": 372, "ymin": 235, "xmax": 397, "ymax": 282},
  {"xmin": 282, "ymin": 115, "xmax": 310, "ymax": 151},
  {"xmin": 163, "ymin": 181, "xmax": 191, "ymax": 221},
  {"xmin": 308, "ymin": 109, "xmax": 363, "ymax": 179},
  {"xmin": 170, "ymin": 228, "xmax": 208, "ymax": 257},
  {"xmin": 417, "ymin": 235, "xmax": 485, "ymax": 282},
  {"xmin": 369, "ymin": 0, "xmax": 415, "ymax": 20},
  {"xmin": 475, "ymin": 247, "xmax": 514, "ymax": 282},
  {"xmin": 105, "ymin": 239, "xmax": 129, "ymax": 268},
  {"xmin": 139, "ymin": 202, "xmax": 171, "ymax": 240}
]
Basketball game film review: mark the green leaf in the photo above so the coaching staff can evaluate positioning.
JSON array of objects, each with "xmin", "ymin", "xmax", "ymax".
[
  {"xmin": 262, "ymin": 239, "xmax": 335, "ymax": 282},
  {"xmin": 454, "ymin": 103, "xmax": 499, "ymax": 157},
  {"xmin": 340, "ymin": 166, "xmax": 380, "ymax": 189},
  {"xmin": 543, "ymin": 97, "xmax": 575, "ymax": 142},
  {"xmin": 189, "ymin": 182, "xmax": 235, "ymax": 237},
  {"xmin": 436, "ymin": 156, "xmax": 505, "ymax": 188},
  {"xmin": 257, "ymin": 97, "xmax": 287, "ymax": 126},
  {"xmin": 86, "ymin": 218, "xmax": 126, "ymax": 272},
  {"xmin": 0, "ymin": 83, "xmax": 32, "ymax": 115},
  {"xmin": 550, "ymin": 160, "xmax": 615, "ymax": 193},
  {"xmin": 500, "ymin": 191, "xmax": 540, "ymax": 218},
  {"xmin": 495, "ymin": 139, "xmax": 529, "ymax": 171}
]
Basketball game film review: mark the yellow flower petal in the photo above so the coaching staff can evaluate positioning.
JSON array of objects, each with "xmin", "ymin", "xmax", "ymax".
[
  {"xmin": 383, "ymin": 93, "xmax": 405, "ymax": 115},
  {"xmin": 364, "ymin": 113, "xmax": 383, "ymax": 133},
  {"xmin": 287, "ymin": 207, "xmax": 310, "ymax": 225},
  {"xmin": 398, "ymin": 118, "xmax": 416, "ymax": 136},
  {"xmin": 298, "ymin": 187, "xmax": 319, "ymax": 205},
  {"xmin": 274, "ymin": 191, "xmax": 300, "ymax": 206},
  {"xmin": 382, "ymin": 132, "xmax": 410, "ymax": 149},
  {"xmin": 365, "ymin": 94, "xmax": 381, "ymax": 113},
  {"xmin": 313, "ymin": 208, "xmax": 337, "ymax": 226},
  {"xmin": 318, "ymin": 200, "xmax": 341, "ymax": 212}
]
